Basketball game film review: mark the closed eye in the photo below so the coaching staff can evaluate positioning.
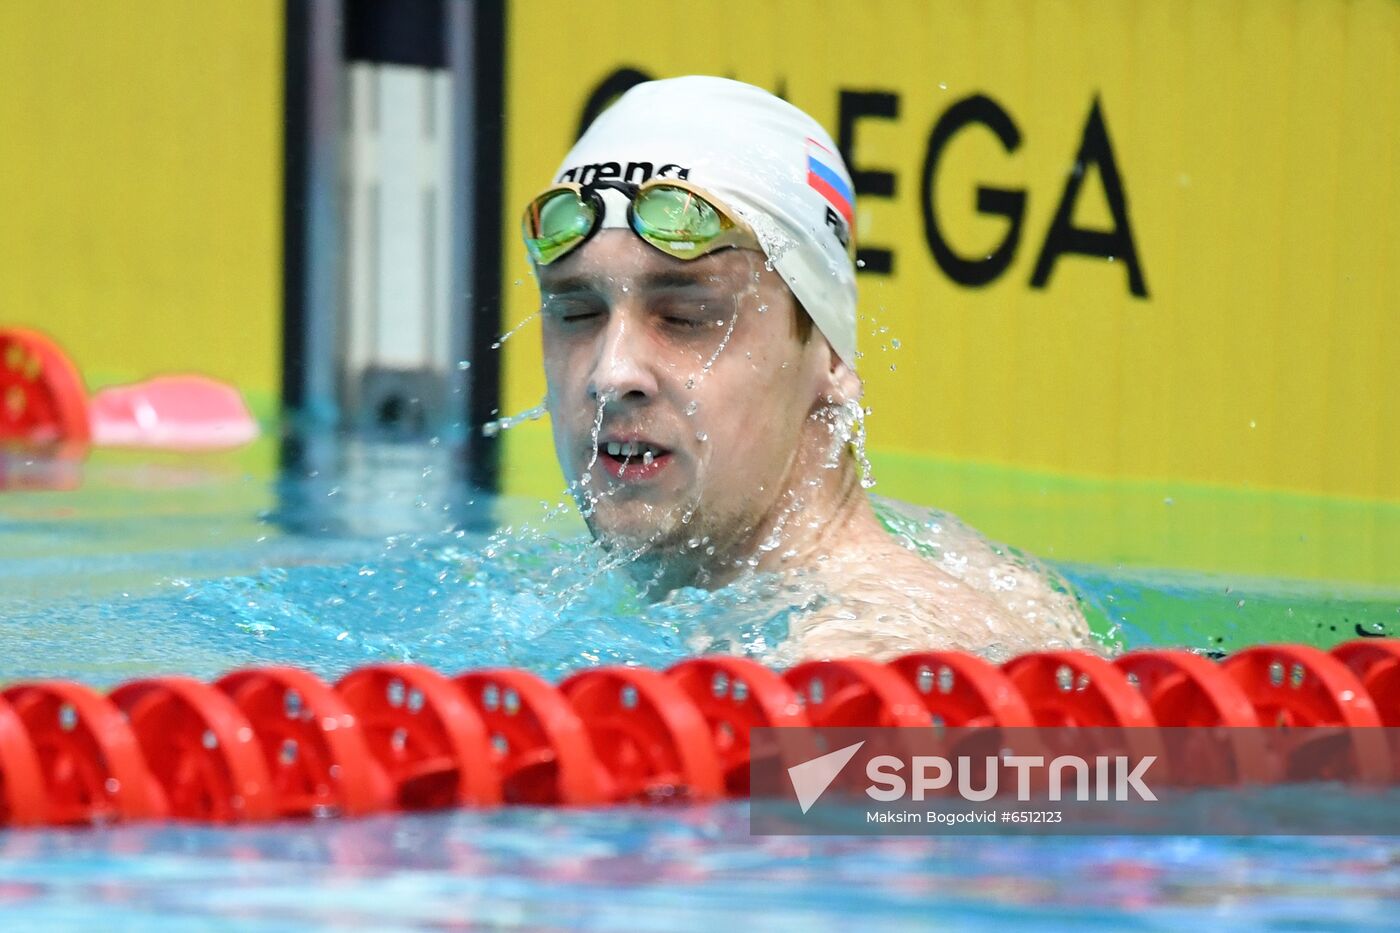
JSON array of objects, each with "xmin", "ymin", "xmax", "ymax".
[
  {"xmin": 663, "ymin": 315, "xmax": 707, "ymax": 329},
  {"xmin": 542, "ymin": 295, "xmax": 605, "ymax": 324}
]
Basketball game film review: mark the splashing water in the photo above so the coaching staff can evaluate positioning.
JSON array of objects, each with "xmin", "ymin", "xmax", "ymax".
[
  {"xmin": 490, "ymin": 311, "xmax": 540, "ymax": 350},
  {"xmin": 480, "ymin": 399, "xmax": 548, "ymax": 438}
]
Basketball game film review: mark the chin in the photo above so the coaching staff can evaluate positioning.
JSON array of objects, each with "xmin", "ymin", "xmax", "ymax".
[{"xmin": 586, "ymin": 504, "xmax": 690, "ymax": 555}]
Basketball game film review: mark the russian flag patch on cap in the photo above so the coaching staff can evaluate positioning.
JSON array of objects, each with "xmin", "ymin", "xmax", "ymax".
[{"xmin": 805, "ymin": 138, "xmax": 855, "ymax": 228}]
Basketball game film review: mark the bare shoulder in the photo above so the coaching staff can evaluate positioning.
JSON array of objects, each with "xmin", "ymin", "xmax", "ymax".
[{"xmin": 783, "ymin": 507, "xmax": 1095, "ymax": 662}]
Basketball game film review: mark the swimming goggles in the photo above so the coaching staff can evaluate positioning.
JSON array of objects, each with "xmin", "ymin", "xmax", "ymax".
[{"xmin": 521, "ymin": 178, "xmax": 762, "ymax": 266}]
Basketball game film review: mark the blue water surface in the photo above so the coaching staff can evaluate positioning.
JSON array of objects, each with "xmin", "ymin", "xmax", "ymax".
[{"xmin": 0, "ymin": 438, "xmax": 1396, "ymax": 931}]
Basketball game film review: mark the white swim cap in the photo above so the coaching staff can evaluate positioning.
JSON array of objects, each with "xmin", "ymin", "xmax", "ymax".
[{"xmin": 551, "ymin": 76, "xmax": 859, "ymax": 368}]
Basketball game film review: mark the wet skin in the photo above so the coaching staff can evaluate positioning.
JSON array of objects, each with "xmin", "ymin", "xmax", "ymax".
[
  {"xmin": 539, "ymin": 232, "xmax": 842, "ymax": 579},
  {"xmin": 536, "ymin": 230, "xmax": 1094, "ymax": 656}
]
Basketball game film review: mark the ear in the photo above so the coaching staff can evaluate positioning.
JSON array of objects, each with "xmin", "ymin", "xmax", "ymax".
[
  {"xmin": 808, "ymin": 338, "xmax": 863, "ymax": 407},
  {"xmin": 829, "ymin": 354, "xmax": 862, "ymax": 404}
]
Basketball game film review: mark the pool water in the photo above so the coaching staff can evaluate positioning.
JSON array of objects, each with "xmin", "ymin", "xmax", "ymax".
[{"xmin": 1, "ymin": 437, "xmax": 1397, "ymax": 930}]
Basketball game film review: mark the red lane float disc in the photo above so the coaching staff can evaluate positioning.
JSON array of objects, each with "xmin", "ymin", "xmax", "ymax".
[
  {"xmin": 666, "ymin": 657, "xmax": 808, "ymax": 796},
  {"xmin": 886, "ymin": 651, "xmax": 1035, "ymax": 727},
  {"xmin": 1001, "ymin": 651, "xmax": 1161, "ymax": 770},
  {"xmin": 0, "ymin": 695, "xmax": 47, "ymax": 826},
  {"xmin": 560, "ymin": 666, "xmax": 723, "ymax": 803},
  {"xmin": 1002, "ymin": 651, "xmax": 1157, "ymax": 727},
  {"xmin": 1331, "ymin": 640, "xmax": 1400, "ymax": 726},
  {"xmin": 0, "ymin": 328, "xmax": 90, "ymax": 448},
  {"xmin": 110, "ymin": 676, "xmax": 276, "ymax": 823},
  {"xmin": 1223, "ymin": 645, "xmax": 1389, "ymax": 782},
  {"xmin": 455, "ymin": 669, "xmax": 604, "ymax": 805},
  {"xmin": 1223, "ymin": 645, "xmax": 1383, "ymax": 728},
  {"xmin": 783, "ymin": 659, "xmax": 933, "ymax": 727},
  {"xmin": 1114, "ymin": 650, "xmax": 1269, "ymax": 784},
  {"xmin": 216, "ymin": 667, "xmax": 393, "ymax": 818},
  {"xmin": 1114, "ymin": 651, "xmax": 1260, "ymax": 727},
  {"xmin": 2, "ymin": 681, "xmax": 165, "ymax": 824},
  {"xmin": 336, "ymin": 664, "xmax": 500, "ymax": 810}
]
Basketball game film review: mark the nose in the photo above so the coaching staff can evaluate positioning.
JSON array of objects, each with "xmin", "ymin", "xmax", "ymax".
[{"xmin": 587, "ymin": 309, "xmax": 658, "ymax": 404}]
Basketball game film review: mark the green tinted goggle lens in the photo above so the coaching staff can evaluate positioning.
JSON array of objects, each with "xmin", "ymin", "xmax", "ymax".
[
  {"xmin": 523, "ymin": 183, "xmax": 744, "ymax": 265},
  {"xmin": 630, "ymin": 186, "xmax": 727, "ymax": 254},
  {"xmin": 523, "ymin": 190, "xmax": 597, "ymax": 265}
]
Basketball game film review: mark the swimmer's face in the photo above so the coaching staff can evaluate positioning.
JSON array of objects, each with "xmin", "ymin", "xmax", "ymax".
[{"xmin": 539, "ymin": 231, "xmax": 835, "ymax": 555}]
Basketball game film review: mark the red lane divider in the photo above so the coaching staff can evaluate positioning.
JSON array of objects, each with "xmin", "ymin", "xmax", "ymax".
[
  {"xmin": 1002, "ymin": 650, "xmax": 1164, "ymax": 769},
  {"xmin": 1332, "ymin": 640, "xmax": 1400, "ymax": 727},
  {"xmin": 1003, "ymin": 651, "xmax": 1157, "ymax": 728},
  {"xmin": 666, "ymin": 657, "xmax": 808, "ymax": 796},
  {"xmin": 0, "ymin": 696, "xmax": 47, "ymax": 826},
  {"xmin": 2, "ymin": 681, "xmax": 165, "ymax": 824},
  {"xmin": 1114, "ymin": 650, "xmax": 1259, "ymax": 727},
  {"xmin": 336, "ymin": 664, "xmax": 501, "ymax": 810},
  {"xmin": 110, "ymin": 676, "xmax": 276, "ymax": 823},
  {"xmin": 455, "ymin": 669, "xmax": 605, "ymax": 805},
  {"xmin": 0, "ymin": 639, "xmax": 1393, "ymax": 827},
  {"xmin": 1223, "ymin": 645, "xmax": 1383, "ymax": 728},
  {"xmin": 1114, "ymin": 650, "xmax": 1270, "ymax": 784},
  {"xmin": 0, "ymin": 328, "xmax": 91, "ymax": 448},
  {"xmin": 216, "ymin": 668, "xmax": 394, "ymax": 818},
  {"xmin": 886, "ymin": 651, "xmax": 1035, "ymax": 727},
  {"xmin": 1224, "ymin": 645, "xmax": 1390, "ymax": 782},
  {"xmin": 560, "ymin": 667, "xmax": 723, "ymax": 802},
  {"xmin": 784, "ymin": 659, "xmax": 932, "ymax": 727}
]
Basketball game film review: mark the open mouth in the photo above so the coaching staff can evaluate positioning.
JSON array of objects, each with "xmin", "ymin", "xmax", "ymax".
[{"xmin": 597, "ymin": 439, "xmax": 673, "ymax": 480}]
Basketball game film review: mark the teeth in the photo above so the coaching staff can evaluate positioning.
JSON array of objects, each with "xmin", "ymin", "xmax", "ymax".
[{"xmin": 604, "ymin": 441, "xmax": 661, "ymax": 458}]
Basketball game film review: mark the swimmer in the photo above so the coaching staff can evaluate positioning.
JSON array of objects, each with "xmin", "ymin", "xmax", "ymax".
[{"xmin": 522, "ymin": 76, "xmax": 1093, "ymax": 660}]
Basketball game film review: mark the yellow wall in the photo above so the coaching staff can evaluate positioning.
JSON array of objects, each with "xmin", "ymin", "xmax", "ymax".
[
  {"xmin": 0, "ymin": 0, "xmax": 284, "ymax": 418},
  {"xmin": 498, "ymin": 0, "xmax": 1400, "ymax": 582}
]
